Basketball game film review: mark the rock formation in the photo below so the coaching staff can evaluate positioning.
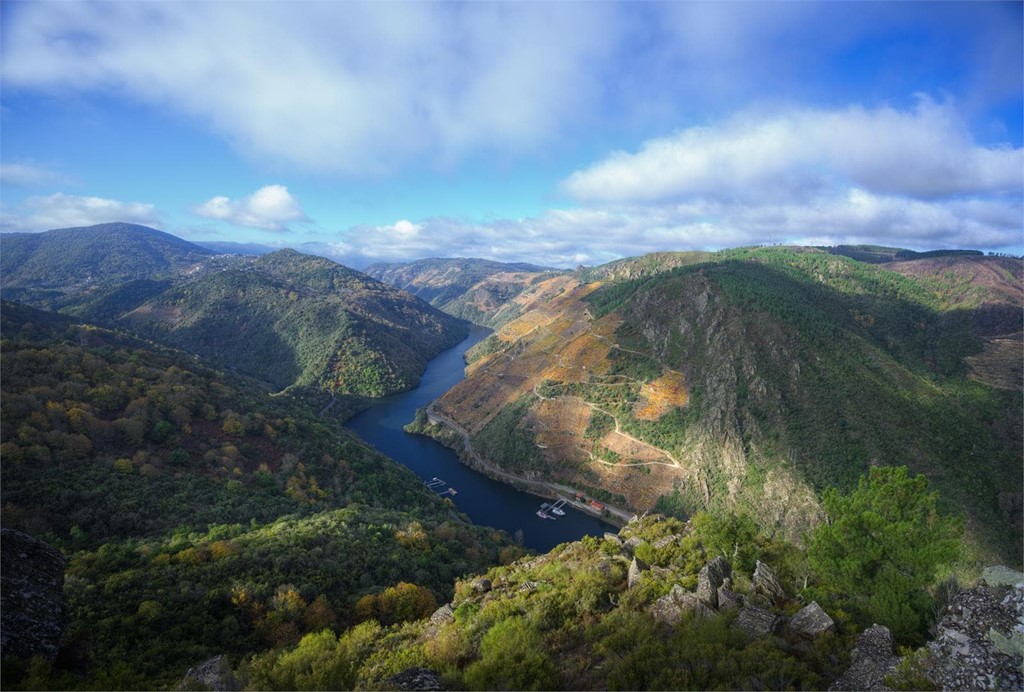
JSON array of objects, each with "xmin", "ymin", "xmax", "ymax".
[
  {"xmin": 830, "ymin": 624, "xmax": 899, "ymax": 691},
  {"xmin": 0, "ymin": 529, "xmax": 67, "ymax": 662}
]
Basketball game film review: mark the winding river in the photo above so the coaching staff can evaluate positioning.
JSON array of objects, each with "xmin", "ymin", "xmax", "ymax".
[{"xmin": 345, "ymin": 325, "xmax": 617, "ymax": 553}]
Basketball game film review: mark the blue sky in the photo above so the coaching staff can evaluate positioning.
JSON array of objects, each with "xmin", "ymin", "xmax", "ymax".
[{"xmin": 1, "ymin": 1, "xmax": 1021, "ymax": 268}]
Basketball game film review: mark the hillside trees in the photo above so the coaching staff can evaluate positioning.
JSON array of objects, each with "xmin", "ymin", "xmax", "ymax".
[{"xmin": 807, "ymin": 466, "xmax": 963, "ymax": 644}]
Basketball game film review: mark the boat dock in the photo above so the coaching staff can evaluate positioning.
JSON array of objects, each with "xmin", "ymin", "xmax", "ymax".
[{"xmin": 426, "ymin": 477, "xmax": 458, "ymax": 497}]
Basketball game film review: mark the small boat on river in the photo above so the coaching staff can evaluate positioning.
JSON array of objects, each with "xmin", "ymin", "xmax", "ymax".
[{"xmin": 550, "ymin": 499, "xmax": 567, "ymax": 516}]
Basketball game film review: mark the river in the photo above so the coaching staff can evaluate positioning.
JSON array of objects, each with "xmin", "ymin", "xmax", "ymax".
[{"xmin": 345, "ymin": 325, "xmax": 617, "ymax": 553}]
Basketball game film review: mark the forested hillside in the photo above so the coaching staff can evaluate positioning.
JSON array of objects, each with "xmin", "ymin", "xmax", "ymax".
[
  {"xmin": 0, "ymin": 223, "xmax": 214, "ymax": 310},
  {"xmin": 119, "ymin": 250, "xmax": 468, "ymax": 396},
  {"xmin": 428, "ymin": 247, "xmax": 1022, "ymax": 565},
  {"xmin": 0, "ymin": 302, "xmax": 519, "ymax": 688}
]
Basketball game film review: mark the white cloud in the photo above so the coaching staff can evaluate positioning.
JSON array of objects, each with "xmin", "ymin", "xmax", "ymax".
[
  {"xmin": 193, "ymin": 185, "xmax": 309, "ymax": 231},
  {"xmin": 0, "ymin": 162, "xmax": 68, "ymax": 187},
  {"xmin": 316, "ymin": 184, "xmax": 1022, "ymax": 269},
  {"xmin": 562, "ymin": 98, "xmax": 1023, "ymax": 204},
  {"xmin": 0, "ymin": 2, "xmax": 619, "ymax": 174},
  {"xmin": 0, "ymin": 192, "xmax": 158, "ymax": 232}
]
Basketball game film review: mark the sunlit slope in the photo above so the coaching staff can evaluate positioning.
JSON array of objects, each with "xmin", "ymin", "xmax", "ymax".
[{"xmin": 434, "ymin": 247, "xmax": 1022, "ymax": 562}]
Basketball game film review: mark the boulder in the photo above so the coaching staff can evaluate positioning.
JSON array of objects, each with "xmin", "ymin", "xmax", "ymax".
[
  {"xmin": 429, "ymin": 602, "xmax": 455, "ymax": 626},
  {"xmin": 628, "ymin": 556, "xmax": 650, "ymax": 589},
  {"xmin": 732, "ymin": 605, "xmax": 781, "ymax": 638},
  {"xmin": 829, "ymin": 624, "xmax": 899, "ymax": 691},
  {"xmin": 649, "ymin": 584, "xmax": 714, "ymax": 626},
  {"xmin": 915, "ymin": 581, "xmax": 1024, "ymax": 690},
  {"xmin": 788, "ymin": 601, "xmax": 835, "ymax": 638},
  {"xmin": 717, "ymin": 586, "xmax": 744, "ymax": 610},
  {"xmin": 176, "ymin": 655, "xmax": 241, "ymax": 691},
  {"xmin": 384, "ymin": 667, "xmax": 445, "ymax": 690},
  {"xmin": 696, "ymin": 556, "xmax": 731, "ymax": 608},
  {"xmin": 752, "ymin": 560, "xmax": 786, "ymax": 606},
  {"xmin": 0, "ymin": 529, "xmax": 67, "ymax": 662},
  {"xmin": 982, "ymin": 565, "xmax": 1024, "ymax": 588},
  {"xmin": 624, "ymin": 536, "xmax": 646, "ymax": 551},
  {"xmin": 472, "ymin": 578, "xmax": 492, "ymax": 593},
  {"xmin": 653, "ymin": 534, "xmax": 681, "ymax": 549},
  {"xmin": 603, "ymin": 532, "xmax": 623, "ymax": 545}
]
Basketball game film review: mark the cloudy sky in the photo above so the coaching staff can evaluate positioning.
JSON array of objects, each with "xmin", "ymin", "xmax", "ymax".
[{"xmin": 1, "ymin": 1, "xmax": 1021, "ymax": 267}]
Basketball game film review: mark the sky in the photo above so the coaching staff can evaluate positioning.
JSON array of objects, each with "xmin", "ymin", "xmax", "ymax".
[{"xmin": 1, "ymin": 1, "xmax": 1021, "ymax": 268}]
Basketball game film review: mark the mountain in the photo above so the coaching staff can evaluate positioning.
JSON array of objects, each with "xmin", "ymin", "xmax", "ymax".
[
  {"xmin": 365, "ymin": 257, "xmax": 557, "ymax": 327},
  {"xmin": 119, "ymin": 249, "xmax": 470, "ymax": 396},
  {"xmin": 420, "ymin": 247, "xmax": 1022, "ymax": 563},
  {"xmin": 0, "ymin": 302, "xmax": 517, "ymax": 688},
  {"xmin": 0, "ymin": 223, "xmax": 214, "ymax": 310},
  {"xmin": 196, "ymin": 240, "xmax": 276, "ymax": 255}
]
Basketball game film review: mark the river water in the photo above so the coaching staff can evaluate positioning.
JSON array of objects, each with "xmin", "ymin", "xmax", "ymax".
[{"xmin": 345, "ymin": 325, "xmax": 616, "ymax": 553}]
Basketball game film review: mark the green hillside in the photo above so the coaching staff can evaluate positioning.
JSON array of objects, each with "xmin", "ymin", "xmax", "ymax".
[
  {"xmin": 0, "ymin": 304, "xmax": 518, "ymax": 688},
  {"xmin": 430, "ymin": 247, "xmax": 1022, "ymax": 565},
  {"xmin": 119, "ymin": 250, "xmax": 469, "ymax": 396},
  {"xmin": 0, "ymin": 223, "xmax": 214, "ymax": 310}
]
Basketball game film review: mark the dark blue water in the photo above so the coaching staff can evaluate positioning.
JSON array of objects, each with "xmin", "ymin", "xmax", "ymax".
[{"xmin": 345, "ymin": 325, "xmax": 616, "ymax": 552}]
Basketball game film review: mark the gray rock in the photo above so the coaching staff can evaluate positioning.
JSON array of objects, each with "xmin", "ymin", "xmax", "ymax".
[
  {"xmin": 429, "ymin": 602, "xmax": 455, "ymax": 625},
  {"xmin": 717, "ymin": 586, "xmax": 744, "ymax": 610},
  {"xmin": 603, "ymin": 532, "xmax": 623, "ymax": 545},
  {"xmin": 788, "ymin": 601, "xmax": 835, "ymax": 638},
  {"xmin": 473, "ymin": 578, "xmax": 492, "ymax": 593},
  {"xmin": 914, "ymin": 582, "xmax": 1024, "ymax": 690},
  {"xmin": 696, "ymin": 556, "xmax": 732, "ymax": 608},
  {"xmin": 650, "ymin": 584, "xmax": 714, "ymax": 626},
  {"xmin": 653, "ymin": 534, "xmax": 681, "ymax": 549},
  {"xmin": 384, "ymin": 667, "xmax": 445, "ymax": 690},
  {"xmin": 628, "ymin": 556, "xmax": 650, "ymax": 589},
  {"xmin": 624, "ymin": 536, "xmax": 645, "ymax": 551},
  {"xmin": 0, "ymin": 529, "xmax": 67, "ymax": 662},
  {"xmin": 732, "ymin": 605, "xmax": 782, "ymax": 638},
  {"xmin": 176, "ymin": 655, "xmax": 241, "ymax": 691},
  {"xmin": 982, "ymin": 565, "xmax": 1024, "ymax": 588},
  {"xmin": 752, "ymin": 560, "xmax": 786, "ymax": 606},
  {"xmin": 829, "ymin": 624, "xmax": 899, "ymax": 691}
]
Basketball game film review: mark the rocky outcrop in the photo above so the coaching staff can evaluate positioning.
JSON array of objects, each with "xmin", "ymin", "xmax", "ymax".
[
  {"xmin": 696, "ymin": 556, "xmax": 731, "ymax": 608},
  {"xmin": 788, "ymin": 601, "xmax": 835, "ymax": 638},
  {"xmin": 627, "ymin": 556, "xmax": 650, "ymax": 589},
  {"xmin": 0, "ymin": 529, "xmax": 67, "ymax": 662},
  {"xmin": 176, "ymin": 655, "xmax": 241, "ymax": 691},
  {"xmin": 384, "ymin": 667, "xmax": 445, "ymax": 690},
  {"xmin": 429, "ymin": 603, "xmax": 455, "ymax": 626},
  {"xmin": 830, "ymin": 624, "xmax": 899, "ymax": 691},
  {"xmin": 752, "ymin": 560, "xmax": 786, "ymax": 606},
  {"xmin": 649, "ymin": 584, "xmax": 714, "ymax": 626},
  {"xmin": 732, "ymin": 605, "xmax": 782, "ymax": 638},
  {"xmin": 914, "ymin": 572, "xmax": 1024, "ymax": 690}
]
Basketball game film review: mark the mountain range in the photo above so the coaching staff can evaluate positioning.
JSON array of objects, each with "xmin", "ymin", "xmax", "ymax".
[{"xmin": 1, "ymin": 223, "xmax": 1021, "ymax": 689}]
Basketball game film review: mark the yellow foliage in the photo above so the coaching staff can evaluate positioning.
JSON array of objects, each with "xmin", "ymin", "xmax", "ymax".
[{"xmin": 634, "ymin": 371, "xmax": 688, "ymax": 420}]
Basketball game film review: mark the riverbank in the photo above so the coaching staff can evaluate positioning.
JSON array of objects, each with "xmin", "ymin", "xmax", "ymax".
[{"xmin": 409, "ymin": 403, "xmax": 635, "ymax": 528}]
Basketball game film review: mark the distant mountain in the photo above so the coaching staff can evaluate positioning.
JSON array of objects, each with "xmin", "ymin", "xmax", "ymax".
[
  {"xmin": 196, "ymin": 240, "xmax": 275, "ymax": 255},
  {"xmin": 0, "ymin": 223, "xmax": 213, "ymax": 309},
  {"xmin": 824, "ymin": 244, "xmax": 986, "ymax": 264},
  {"xmin": 365, "ymin": 257, "xmax": 558, "ymax": 326},
  {"xmin": 120, "ymin": 249, "xmax": 470, "ymax": 396},
  {"xmin": 424, "ymin": 247, "xmax": 1023, "ymax": 564}
]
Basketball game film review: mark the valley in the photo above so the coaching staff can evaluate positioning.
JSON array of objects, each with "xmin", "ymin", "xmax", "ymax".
[{"xmin": 1, "ymin": 225, "xmax": 1021, "ymax": 690}]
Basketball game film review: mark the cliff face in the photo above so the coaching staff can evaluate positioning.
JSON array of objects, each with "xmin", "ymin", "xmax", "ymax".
[{"xmin": 1, "ymin": 529, "xmax": 67, "ymax": 662}]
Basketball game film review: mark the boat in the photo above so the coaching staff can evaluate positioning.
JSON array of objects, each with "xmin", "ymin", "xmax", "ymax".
[
  {"xmin": 536, "ymin": 510, "xmax": 556, "ymax": 520},
  {"xmin": 550, "ymin": 499, "xmax": 566, "ymax": 516}
]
